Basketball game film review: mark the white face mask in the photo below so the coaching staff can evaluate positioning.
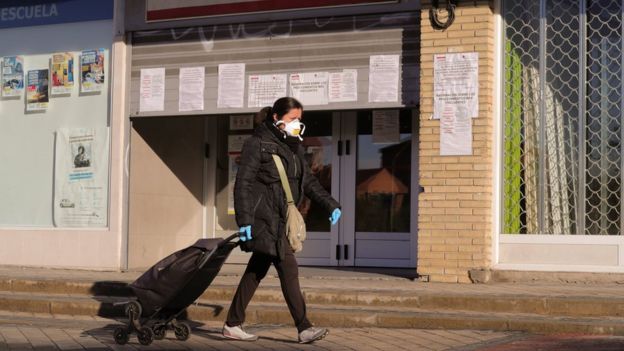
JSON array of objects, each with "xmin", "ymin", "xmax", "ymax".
[{"xmin": 276, "ymin": 119, "xmax": 306, "ymax": 140}]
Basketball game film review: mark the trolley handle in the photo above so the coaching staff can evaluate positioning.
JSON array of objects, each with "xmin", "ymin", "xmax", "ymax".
[
  {"xmin": 198, "ymin": 233, "xmax": 240, "ymax": 269},
  {"xmin": 220, "ymin": 233, "xmax": 241, "ymax": 247}
]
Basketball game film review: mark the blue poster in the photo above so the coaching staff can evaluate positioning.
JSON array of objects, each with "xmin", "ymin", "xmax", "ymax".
[
  {"xmin": 2, "ymin": 56, "xmax": 24, "ymax": 97},
  {"xmin": 0, "ymin": 0, "xmax": 113, "ymax": 29}
]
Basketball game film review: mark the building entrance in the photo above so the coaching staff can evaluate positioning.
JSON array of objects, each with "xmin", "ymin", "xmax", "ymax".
[
  {"xmin": 127, "ymin": 110, "xmax": 417, "ymax": 269},
  {"xmin": 210, "ymin": 110, "xmax": 417, "ymax": 268}
]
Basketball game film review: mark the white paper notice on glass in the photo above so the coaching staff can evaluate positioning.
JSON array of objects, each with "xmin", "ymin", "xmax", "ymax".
[
  {"xmin": 329, "ymin": 69, "xmax": 358, "ymax": 102},
  {"xmin": 54, "ymin": 127, "xmax": 110, "ymax": 227},
  {"xmin": 440, "ymin": 104, "xmax": 472, "ymax": 155},
  {"xmin": 248, "ymin": 74, "xmax": 287, "ymax": 108},
  {"xmin": 372, "ymin": 110, "xmax": 400, "ymax": 144},
  {"xmin": 230, "ymin": 115, "xmax": 254, "ymax": 130},
  {"xmin": 289, "ymin": 72, "xmax": 328, "ymax": 106},
  {"xmin": 368, "ymin": 55, "xmax": 400, "ymax": 103},
  {"xmin": 140, "ymin": 68, "xmax": 165, "ymax": 112},
  {"xmin": 433, "ymin": 52, "xmax": 479, "ymax": 119},
  {"xmin": 227, "ymin": 154, "xmax": 240, "ymax": 215},
  {"xmin": 179, "ymin": 66, "xmax": 205, "ymax": 112},
  {"xmin": 228, "ymin": 134, "xmax": 251, "ymax": 154},
  {"xmin": 218, "ymin": 63, "xmax": 245, "ymax": 108}
]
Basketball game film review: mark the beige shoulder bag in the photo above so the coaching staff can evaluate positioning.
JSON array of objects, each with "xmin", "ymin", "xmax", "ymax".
[{"xmin": 272, "ymin": 154, "xmax": 306, "ymax": 253}]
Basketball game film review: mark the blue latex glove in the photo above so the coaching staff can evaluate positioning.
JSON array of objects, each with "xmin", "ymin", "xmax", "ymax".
[
  {"xmin": 329, "ymin": 208, "xmax": 341, "ymax": 225},
  {"xmin": 239, "ymin": 225, "xmax": 252, "ymax": 242}
]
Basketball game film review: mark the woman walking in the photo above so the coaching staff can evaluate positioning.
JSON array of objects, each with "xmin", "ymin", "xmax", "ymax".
[{"xmin": 223, "ymin": 97, "xmax": 341, "ymax": 344}]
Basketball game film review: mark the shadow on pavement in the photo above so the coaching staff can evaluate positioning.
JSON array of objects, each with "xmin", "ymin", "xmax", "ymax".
[{"xmin": 301, "ymin": 266, "xmax": 419, "ymax": 280}]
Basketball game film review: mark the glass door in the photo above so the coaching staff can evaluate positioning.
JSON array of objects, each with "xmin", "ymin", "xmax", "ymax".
[
  {"xmin": 301, "ymin": 109, "xmax": 417, "ymax": 268},
  {"xmin": 297, "ymin": 111, "xmax": 339, "ymax": 266},
  {"xmin": 206, "ymin": 110, "xmax": 417, "ymax": 268},
  {"xmin": 348, "ymin": 110, "xmax": 415, "ymax": 267}
]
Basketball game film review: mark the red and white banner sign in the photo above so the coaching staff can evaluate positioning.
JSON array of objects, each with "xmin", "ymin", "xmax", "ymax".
[{"xmin": 146, "ymin": 0, "xmax": 397, "ymax": 22}]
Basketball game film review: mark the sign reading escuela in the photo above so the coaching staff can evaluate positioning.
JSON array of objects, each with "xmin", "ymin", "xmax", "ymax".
[{"xmin": 0, "ymin": 0, "xmax": 113, "ymax": 29}]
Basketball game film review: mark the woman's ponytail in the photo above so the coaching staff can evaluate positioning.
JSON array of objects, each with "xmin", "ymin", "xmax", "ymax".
[{"xmin": 256, "ymin": 106, "xmax": 272, "ymax": 125}]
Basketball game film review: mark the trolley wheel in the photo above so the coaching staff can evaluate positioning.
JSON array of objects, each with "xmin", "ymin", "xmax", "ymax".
[
  {"xmin": 137, "ymin": 326, "xmax": 154, "ymax": 346},
  {"xmin": 125, "ymin": 301, "xmax": 142, "ymax": 319},
  {"xmin": 153, "ymin": 325, "xmax": 167, "ymax": 340},
  {"xmin": 113, "ymin": 327, "xmax": 129, "ymax": 345},
  {"xmin": 174, "ymin": 322, "xmax": 191, "ymax": 341}
]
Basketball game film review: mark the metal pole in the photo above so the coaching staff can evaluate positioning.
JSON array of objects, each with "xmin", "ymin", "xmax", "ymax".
[
  {"xmin": 500, "ymin": 0, "xmax": 507, "ymax": 233},
  {"xmin": 538, "ymin": 0, "xmax": 546, "ymax": 233},
  {"xmin": 620, "ymin": 2, "xmax": 623, "ymax": 236},
  {"xmin": 578, "ymin": 0, "xmax": 587, "ymax": 235}
]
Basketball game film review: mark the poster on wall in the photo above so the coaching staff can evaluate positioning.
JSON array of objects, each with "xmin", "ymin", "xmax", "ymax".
[
  {"xmin": 329, "ymin": 69, "xmax": 358, "ymax": 103},
  {"xmin": 54, "ymin": 127, "xmax": 109, "ymax": 227},
  {"xmin": 80, "ymin": 49, "xmax": 105, "ymax": 93},
  {"xmin": 51, "ymin": 53, "xmax": 74, "ymax": 95},
  {"xmin": 26, "ymin": 69, "xmax": 49, "ymax": 111},
  {"xmin": 140, "ymin": 67, "xmax": 165, "ymax": 112},
  {"xmin": 248, "ymin": 74, "xmax": 287, "ymax": 108},
  {"xmin": 1, "ymin": 56, "xmax": 24, "ymax": 97},
  {"xmin": 289, "ymin": 72, "xmax": 329, "ymax": 106},
  {"xmin": 218, "ymin": 63, "xmax": 245, "ymax": 108},
  {"xmin": 433, "ymin": 52, "xmax": 479, "ymax": 119},
  {"xmin": 440, "ymin": 104, "xmax": 472, "ymax": 156},
  {"xmin": 368, "ymin": 55, "xmax": 399, "ymax": 103},
  {"xmin": 179, "ymin": 66, "xmax": 205, "ymax": 112}
]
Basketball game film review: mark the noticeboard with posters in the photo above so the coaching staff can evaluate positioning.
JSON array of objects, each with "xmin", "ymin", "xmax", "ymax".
[{"xmin": 0, "ymin": 18, "xmax": 112, "ymax": 227}]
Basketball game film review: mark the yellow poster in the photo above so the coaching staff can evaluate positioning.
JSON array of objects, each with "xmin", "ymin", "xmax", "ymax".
[{"xmin": 51, "ymin": 52, "xmax": 74, "ymax": 95}]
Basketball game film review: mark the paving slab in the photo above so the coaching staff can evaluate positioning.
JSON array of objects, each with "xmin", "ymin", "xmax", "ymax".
[{"xmin": 0, "ymin": 312, "xmax": 518, "ymax": 351}]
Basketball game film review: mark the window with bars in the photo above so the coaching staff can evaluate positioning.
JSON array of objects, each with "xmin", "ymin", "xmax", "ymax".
[{"xmin": 503, "ymin": 0, "xmax": 623, "ymax": 235}]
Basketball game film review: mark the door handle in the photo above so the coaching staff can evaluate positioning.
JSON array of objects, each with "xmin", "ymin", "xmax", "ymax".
[
  {"xmin": 345, "ymin": 140, "xmax": 351, "ymax": 155},
  {"xmin": 336, "ymin": 245, "xmax": 341, "ymax": 260},
  {"xmin": 337, "ymin": 140, "xmax": 343, "ymax": 156},
  {"xmin": 344, "ymin": 245, "xmax": 349, "ymax": 260}
]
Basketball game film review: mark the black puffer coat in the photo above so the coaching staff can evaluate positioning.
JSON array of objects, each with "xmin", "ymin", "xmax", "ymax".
[{"xmin": 234, "ymin": 122, "xmax": 340, "ymax": 260}]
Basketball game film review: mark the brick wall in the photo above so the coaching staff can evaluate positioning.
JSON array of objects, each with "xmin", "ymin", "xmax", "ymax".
[{"xmin": 418, "ymin": 1, "xmax": 496, "ymax": 283}]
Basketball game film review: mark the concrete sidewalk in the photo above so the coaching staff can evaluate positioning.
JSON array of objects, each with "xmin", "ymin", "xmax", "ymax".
[
  {"xmin": 0, "ymin": 264, "xmax": 622, "ymax": 299},
  {"xmin": 0, "ymin": 264, "xmax": 623, "ymax": 335},
  {"xmin": 0, "ymin": 312, "xmax": 522, "ymax": 351}
]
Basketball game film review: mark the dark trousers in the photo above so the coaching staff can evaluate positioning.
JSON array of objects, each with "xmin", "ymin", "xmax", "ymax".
[{"xmin": 226, "ymin": 251, "xmax": 312, "ymax": 333}]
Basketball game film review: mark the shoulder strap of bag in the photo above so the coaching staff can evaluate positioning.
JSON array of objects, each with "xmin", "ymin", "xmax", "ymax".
[{"xmin": 272, "ymin": 154, "xmax": 294, "ymax": 204}]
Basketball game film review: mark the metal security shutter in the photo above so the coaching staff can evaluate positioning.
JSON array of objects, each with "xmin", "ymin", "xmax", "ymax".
[{"xmin": 129, "ymin": 12, "xmax": 420, "ymax": 117}]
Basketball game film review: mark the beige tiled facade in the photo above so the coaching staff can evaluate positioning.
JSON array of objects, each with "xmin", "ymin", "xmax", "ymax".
[{"xmin": 418, "ymin": 1, "xmax": 496, "ymax": 283}]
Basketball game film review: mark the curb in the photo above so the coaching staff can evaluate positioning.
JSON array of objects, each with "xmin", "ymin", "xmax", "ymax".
[
  {"xmin": 2, "ymin": 278, "xmax": 624, "ymax": 318},
  {"xmin": 1, "ymin": 292, "xmax": 624, "ymax": 335}
]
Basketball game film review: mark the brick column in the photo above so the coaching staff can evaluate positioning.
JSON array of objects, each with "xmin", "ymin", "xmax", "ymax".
[{"xmin": 418, "ymin": 1, "xmax": 495, "ymax": 283}]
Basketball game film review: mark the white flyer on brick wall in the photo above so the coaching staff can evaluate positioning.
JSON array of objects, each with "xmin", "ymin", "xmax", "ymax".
[
  {"xmin": 433, "ymin": 52, "xmax": 479, "ymax": 119},
  {"xmin": 329, "ymin": 69, "xmax": 357, "ymax": 102},
  {"xmin": 440, "ymin": 104, "xmax": 472, "ymax": 156},
  {"xmin": 179, "ymin": 66, "xmax": 205, "ymax": 112},
  {"xmin": 217, "ymin": 63, "xmax": 245, "ymax": 108},
  {"xmin": 289, "ymin": 72, "xmax": 328, "ymax": 105},
  {"xmin": 140, "ymin": 68, "xmax": 165, "ymax": 112},
  {"xmin": 368, "ymin": 55, "xmax": 399, "ymax": 103},
  {"xmin": 248, "ymin": 74, "xmax": 287, "ymax": 108},
  {"xmin": 54, "ymin": 127, "xmax": 110, "ymax": 227}
]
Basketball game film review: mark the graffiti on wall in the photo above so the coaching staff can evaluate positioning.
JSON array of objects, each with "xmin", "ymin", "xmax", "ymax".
[{"xmin": 133, "ymin": 13, "xmax": 418, "ymax": 51}]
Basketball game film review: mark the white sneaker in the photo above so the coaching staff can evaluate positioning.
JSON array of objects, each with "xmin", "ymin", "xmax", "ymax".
[
  {"xmin": 298, "ymin": 327, "xmax": 329, "ymax": 344},
  {"xmin": 222, "ymin": 324, "xmax": 259, "ymax": 341}
]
